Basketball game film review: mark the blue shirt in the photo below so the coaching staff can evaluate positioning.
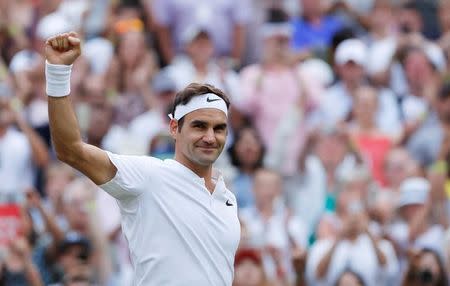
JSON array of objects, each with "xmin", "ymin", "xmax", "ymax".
[
  {"xmin": 291, "ymin": 16, "xmax": 343, "ymax": 52},
  {"xmin": 232, "ymin": 173, "xmax": 254, "ymax": 209}
]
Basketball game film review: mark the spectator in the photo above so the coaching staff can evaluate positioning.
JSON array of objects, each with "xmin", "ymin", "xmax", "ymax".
[
  {"xmin": 236, "ymin": 7, "xmax": 320, "ymax": 175},
  {"xmin": 127, "ymin": 70, "xmax": 177, "ymax": 156},
  {"xmin": 348, "ymin": 85, "xmax": 396, "ymax": 185},
  {"xmin": 388, "ymin": 177, "xmax": 446, "ymax": 272},
  {"xmin": 306, "ymin": 193, "xmax": 398, "ymax": 286},
  {"xmin": 335, "ymin": 269, "xmax": 366, "ymax": 286},
  {"xmin": 164, "ymin": 26, "xmax": 240, "ymax": 101},
  {"xmin": 320, "ymin": 38, "xmax": 402, "ymax": 138},
  {"xmin": 407, "ymin": 81, "xmax": 450, "ymax": 167},
  {"xmin": 226, "ymin": 125, "xmax": 265, "ymax": 209},
  {"xmin": 106, "ymin": 26, "xmax": 158, "ymax": 125},
  {"xmin": 151, "ymin": 0, "xmax": 250, "ymax": 66},
  {"xmin": 233, "ymin": 248, "xmax": 272, "ymax": 286},
  {"xmin": 402, "ymin": 248, "xmax": 448, "ymax": 286},
  {"xmin": 0, "ymin": 93, "xmax": 48, "ymax": 195},
  {"xmin": 282, "ymin": 127, "xmax": 361, "ymax": 240},
  {"xmin": 383, "ymin": 147, "xmax": 421, "ymax": 190},
  {"xmin": 291, "ymin": 0, "xmax": 344, "ymax": 56},
  {"xmin": 239, "ymin": 168, "xmax": 308, "ymax": 283},
  {"xmin": 61, "ymin": 178, "xmax": 113, "ymax": 285}
]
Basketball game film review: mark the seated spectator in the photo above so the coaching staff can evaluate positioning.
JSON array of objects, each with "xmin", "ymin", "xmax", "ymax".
[{"xmin": 226, "ymin": 125, "xmax": 265, "ymax": 209}]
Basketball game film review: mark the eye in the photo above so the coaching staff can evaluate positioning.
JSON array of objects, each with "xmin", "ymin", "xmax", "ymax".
[{"xmin": 214, "ymin": 125, "xmax": 227, "ymax": 133}]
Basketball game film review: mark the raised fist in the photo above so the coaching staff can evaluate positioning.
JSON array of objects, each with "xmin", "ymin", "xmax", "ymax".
[{"xmin": 45, "ymin": 32, "xmax": 81, "ymax": 65}]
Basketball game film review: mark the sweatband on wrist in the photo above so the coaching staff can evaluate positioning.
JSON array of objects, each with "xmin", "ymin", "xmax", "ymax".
[
  {"xmin": 45, "ymin": 61, "xmax": 72, "ymax": 97},
  {"xmin": 168, "ymin": 93, "xmax": 228, "ymax": 120}
]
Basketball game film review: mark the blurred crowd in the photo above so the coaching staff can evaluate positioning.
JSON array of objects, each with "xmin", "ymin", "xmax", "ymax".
[{"xmin": 1, "ymin": 0, "xmax": 450, "ymax": 285}]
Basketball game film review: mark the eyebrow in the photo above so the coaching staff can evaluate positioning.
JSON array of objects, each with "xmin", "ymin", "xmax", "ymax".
[{"xmin": 190, "ymin": 120, "xmax": 227, "ymax": 129}]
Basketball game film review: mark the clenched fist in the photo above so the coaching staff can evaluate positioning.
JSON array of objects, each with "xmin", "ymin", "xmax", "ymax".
[{"xmin": 45, "ymin": 32, "xmax": 81, "ymax": 65}]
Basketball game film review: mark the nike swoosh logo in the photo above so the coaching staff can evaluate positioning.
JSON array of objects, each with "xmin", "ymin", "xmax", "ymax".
[
  {"xmin": 226, "ymin": 199, "xmax": 233, "ymax": 206},
  {"xmin": 207, "ymin": 97, "xmax": 221, "ymax": 103}
]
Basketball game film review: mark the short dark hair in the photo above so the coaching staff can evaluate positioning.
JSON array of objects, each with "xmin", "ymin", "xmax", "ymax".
[{"xmin": 170, "ymin": 83, "xmax": 231, "ymax": 131}]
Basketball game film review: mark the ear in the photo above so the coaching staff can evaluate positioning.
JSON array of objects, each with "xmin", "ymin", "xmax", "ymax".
[{"xmin": 169, "ymin": 119, "xmax": 178, "ymax": 139}]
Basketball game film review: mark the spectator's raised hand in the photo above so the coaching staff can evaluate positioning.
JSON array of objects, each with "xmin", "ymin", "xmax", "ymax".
[{"xmin": 45, "ymin": 32, "xmax": 81, "ymax": 65}]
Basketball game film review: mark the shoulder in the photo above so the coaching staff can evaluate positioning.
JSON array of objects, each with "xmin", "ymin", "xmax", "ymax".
[{"xmin": 107, "ymin": 152, "xmax": 164, "ymax": 174}]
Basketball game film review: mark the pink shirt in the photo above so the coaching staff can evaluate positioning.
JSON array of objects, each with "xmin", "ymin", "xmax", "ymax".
[
  {"xmin": 236, "ymin": 64, "xmax": 321, "ymax": 175},
  {"xmin": 237, "ymin": 65, "xmax": 304, "ymax": 147}
]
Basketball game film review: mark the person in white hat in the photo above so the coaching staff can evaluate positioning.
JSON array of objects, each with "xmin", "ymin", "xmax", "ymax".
[
  {"xmin": 388, "ymin": 177, "xmax": 446, "ymax": 274},
  {"xmin": 319, "ymin": 38, "xmax": 402, "ymax": 140},
  {"xmin": 44, "ymin": 32, "xmax": 240, "ymax": 286}
]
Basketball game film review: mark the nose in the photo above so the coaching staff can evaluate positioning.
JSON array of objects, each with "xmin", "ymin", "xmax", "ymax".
[{"xmin": 203, "ymin": 128, "xmax": 216, "ymax": 144}]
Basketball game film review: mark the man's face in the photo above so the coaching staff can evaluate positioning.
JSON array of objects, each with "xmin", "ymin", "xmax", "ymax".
[
  {"xmin": 171, "ymin": 108, "xmax": 227, "ymax": 167},
  {"xmin": 337, "ymin": 61, "xmax": 365, "ymax": 85},
  {"xmin": 301, "ymin": 0, "xmax": 322, "ymax": 17},
  {"xmin": 186, "ymin": 35, "xmax": 214, "ymax": 64}
]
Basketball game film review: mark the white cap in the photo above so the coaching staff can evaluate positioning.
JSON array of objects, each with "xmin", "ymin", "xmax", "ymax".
[
  {"xmin": 181, "ymin": 25, "xmax": 210, "ymax": 45},
  {"xmin": 299, "ymin": 58, "xmax": 334, "ymax": 87},
  {"xmin": 83, "ymin": 38, "xmax": 114, "ymax": 75},
  {"xmin": 335, "ymin": 39, "xmax": 368, "ymax": 67},
  {"xmin": 398, "ymin": 177, "xmax": 430, "ymax": 208}
]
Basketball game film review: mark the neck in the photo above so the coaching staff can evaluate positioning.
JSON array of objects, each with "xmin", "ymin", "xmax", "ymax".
[
  {"xmin": 304, "ymin": 13, "xmax": 322, "ymax": 25},
  {"xmin": 359, "ymin": 121, "xmax": 375, "ymax": 131},
  {"xmin": 257, "ymin": 202, "xmax": 273, "ymax": 218},
  {"xmin": 175, "ymin": 154, "xmax": 212, "ymax": 179},
  {"xmin": 193, "ymin": 60, "xmax": 208, "ymax": 73}
]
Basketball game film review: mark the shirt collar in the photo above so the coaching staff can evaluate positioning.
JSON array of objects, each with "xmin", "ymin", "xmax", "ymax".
[{"xmin": 164, "ymin": 159, "xmax": 225, "ymax": 190}]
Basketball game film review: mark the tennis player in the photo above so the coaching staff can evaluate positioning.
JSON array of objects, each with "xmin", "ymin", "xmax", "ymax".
[{"xmin": 45, "ymin": 32, "xmax": 240, "ymax": 286}]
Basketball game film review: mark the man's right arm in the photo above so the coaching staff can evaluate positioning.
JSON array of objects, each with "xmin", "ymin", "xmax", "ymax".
[{"xmin": 46, "ymin": 32, "xmax": 116, "ymax": 185}]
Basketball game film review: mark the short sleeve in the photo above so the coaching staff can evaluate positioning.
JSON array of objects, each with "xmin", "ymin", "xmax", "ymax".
[{"xmin": 99, "ymin": 152, "xmax": 161, "ymax": 201}]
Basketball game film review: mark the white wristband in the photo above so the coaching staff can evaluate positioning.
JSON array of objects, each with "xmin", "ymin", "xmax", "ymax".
[{"xmin": 45, "ymin": 61, "xmax": 73, "ymax": 97}]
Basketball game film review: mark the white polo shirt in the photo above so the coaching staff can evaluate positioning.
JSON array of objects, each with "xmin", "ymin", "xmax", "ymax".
[{"xmin": 99, "ymin": 152, "xmax": 241, "ymax": 286}]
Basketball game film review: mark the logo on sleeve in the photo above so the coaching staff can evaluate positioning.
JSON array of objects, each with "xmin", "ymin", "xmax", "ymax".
[{"xmin": 225, "ymin": 199, "xmax": 233, "ymax": 206}]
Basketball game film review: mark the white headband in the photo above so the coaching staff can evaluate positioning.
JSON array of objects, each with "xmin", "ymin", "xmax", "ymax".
[{"xmin": 168, "ymin": 93, "xmax": 228, "ymax": 121}]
